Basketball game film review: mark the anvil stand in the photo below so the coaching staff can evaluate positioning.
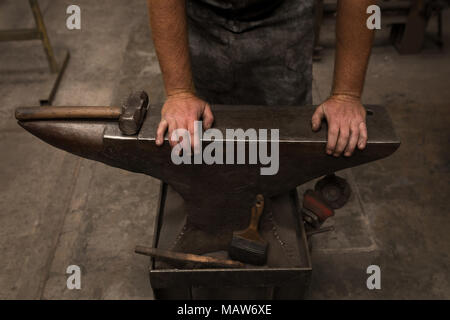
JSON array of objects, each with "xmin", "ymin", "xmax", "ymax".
[{"xmin": 150, "ymin": 184, "xmax": 312, "ymax": 300}]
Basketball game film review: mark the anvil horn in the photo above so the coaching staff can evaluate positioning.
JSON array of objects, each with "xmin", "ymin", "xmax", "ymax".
[
  {"xmin": 18, "ymin": 120, "xmax": 107, "ymax": 163},
  {"xmin": 17, "ymin": 104, "xmax": 400, "ymax": 234}
]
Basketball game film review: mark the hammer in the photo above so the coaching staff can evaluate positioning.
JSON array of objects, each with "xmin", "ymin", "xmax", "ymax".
[
  {"xmin": 15, "ymin": 91, "xmax": 149, "ymax": 135},
  {"xmin": 229, "ymin": 194, "xmax": 268, "ymax": 266},
  {"xmin": 135, "ymin": 246, "xmax": 245, "ymax": 269}
]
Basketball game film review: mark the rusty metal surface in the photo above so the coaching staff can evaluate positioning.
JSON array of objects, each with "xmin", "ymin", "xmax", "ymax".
[{"xmin": 17, "ymin": 104, "xmax": 400, "ymax": 235}]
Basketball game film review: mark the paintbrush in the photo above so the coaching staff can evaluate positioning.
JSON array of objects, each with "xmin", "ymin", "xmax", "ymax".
[{"xmin": 229, "ymin": 194, "xmax": 268, "ymax": 265}]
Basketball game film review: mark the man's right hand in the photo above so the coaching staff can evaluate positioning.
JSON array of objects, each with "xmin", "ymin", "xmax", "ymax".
[
  {"xmin": 155, "ymin": 92, "xmax": 214, "ymax": 152},
  {"xmin": 148, "ymin": 1, "xmax": 211, "ymax": 152}
]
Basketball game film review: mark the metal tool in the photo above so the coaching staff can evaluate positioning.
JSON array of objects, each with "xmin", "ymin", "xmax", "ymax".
[
  {"xmin": 306, "ymin": 226, "xmax": 335, "ymax": 237},
  {"xmin": 135, "ymin": 246, "xmax": 245, "ymax": 269},
  {"xmin": 229, "ymin": 194, "xmax": 267, "ymax": 266},
  {"xmin": 315, "ymin": 174, "xmax": 351, "ymax": 209},
  {"xmin": 15, "ymin": 91, "xmax": 149, "ymax": 135},
  {"xmin": 302, "ymin": 189, "xmax": 334, "ymax": 229}
]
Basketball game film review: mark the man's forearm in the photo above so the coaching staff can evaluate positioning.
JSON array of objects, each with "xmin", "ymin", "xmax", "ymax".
[
  {"xmin": 332, "ymin": 0, "xmax": 376, "ymax": 99},
  {"xmin": 147, "ymin": 0, "xmax": 193, "ymax": 96}
]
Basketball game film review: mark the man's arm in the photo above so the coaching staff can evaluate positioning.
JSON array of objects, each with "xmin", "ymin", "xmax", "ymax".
[
  {"xmin": 147, "ymin": 0, "xmax": 213, "ymax": 149},
  {"xmin": 312, "ymin": 0, "xmax": 376, "ymax": 157}
]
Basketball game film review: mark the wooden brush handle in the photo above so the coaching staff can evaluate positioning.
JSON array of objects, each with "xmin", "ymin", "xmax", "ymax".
[{"xmin": 248, "ymin": 194, "xmax": 264, "ymax": 231}]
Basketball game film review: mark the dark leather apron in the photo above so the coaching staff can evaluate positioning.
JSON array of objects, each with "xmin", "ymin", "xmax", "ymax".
[{"xmin": 187, "ymin": 0, "xmax": 314, "ymax": 106}]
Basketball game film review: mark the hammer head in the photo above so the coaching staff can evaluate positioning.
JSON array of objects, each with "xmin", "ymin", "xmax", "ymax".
[{"xmin": 119, "ymin": 91, "xmax": 149, "ymax": 135}]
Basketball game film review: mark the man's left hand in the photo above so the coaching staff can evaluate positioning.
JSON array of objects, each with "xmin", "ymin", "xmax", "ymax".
[{"xmin": 311, "ymin": 95, "xmax": 368, "ymax": 157}]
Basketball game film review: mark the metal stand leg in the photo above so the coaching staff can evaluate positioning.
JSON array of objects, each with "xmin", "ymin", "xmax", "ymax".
[
  {"xmin": 29, "ymin": 0, "xmax": 59, "ymax": 73},
  {"xmin": 39, "ymin": 50, "xmax": 70, "ymax": 106}
]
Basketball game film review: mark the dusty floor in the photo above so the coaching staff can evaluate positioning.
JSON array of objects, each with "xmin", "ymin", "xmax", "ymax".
[{"xmin": 0, "ymin": 0, "xmax": 448, "ymax": 299}]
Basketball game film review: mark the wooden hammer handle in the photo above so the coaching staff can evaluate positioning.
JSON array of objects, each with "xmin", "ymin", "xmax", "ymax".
[
  {"xmin": 135, "ymin": 246, "xmax": 245, "ymax": 269},
  {"xmin": 15, "ymin": 106, "xmax": 122, "ymax": 121}
]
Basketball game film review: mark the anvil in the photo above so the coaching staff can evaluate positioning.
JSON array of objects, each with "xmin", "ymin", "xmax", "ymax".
[{"xmin": 17, "ymin": 104, "xmax": 400, "ymax": 256}]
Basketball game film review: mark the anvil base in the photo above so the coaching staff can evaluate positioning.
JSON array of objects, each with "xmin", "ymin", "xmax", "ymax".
[{"xmin": 149, "ymin": 183, "xmax": 312, "ymax": 300}]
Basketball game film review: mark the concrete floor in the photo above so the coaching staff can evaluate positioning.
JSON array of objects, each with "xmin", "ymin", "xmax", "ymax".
[{"xmin": 0, "ymin": 0, "xmax": 449, "ymax": 299}]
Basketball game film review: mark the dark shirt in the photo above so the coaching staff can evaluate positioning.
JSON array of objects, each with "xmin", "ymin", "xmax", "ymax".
[{"xmin": 193, "ymin": 0, "xmax": 285, "ymax": 20}]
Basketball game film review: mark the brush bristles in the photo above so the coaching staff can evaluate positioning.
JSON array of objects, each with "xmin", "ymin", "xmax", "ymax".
[{"xmin": 229, "ymin": 235, "xmax": 268, "ymax": 266}]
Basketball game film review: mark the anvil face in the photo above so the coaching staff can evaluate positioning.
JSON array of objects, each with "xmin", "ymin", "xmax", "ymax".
[{"xmin": 18, "ymin": 105, "xmax": 400, "ymax": 231}]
